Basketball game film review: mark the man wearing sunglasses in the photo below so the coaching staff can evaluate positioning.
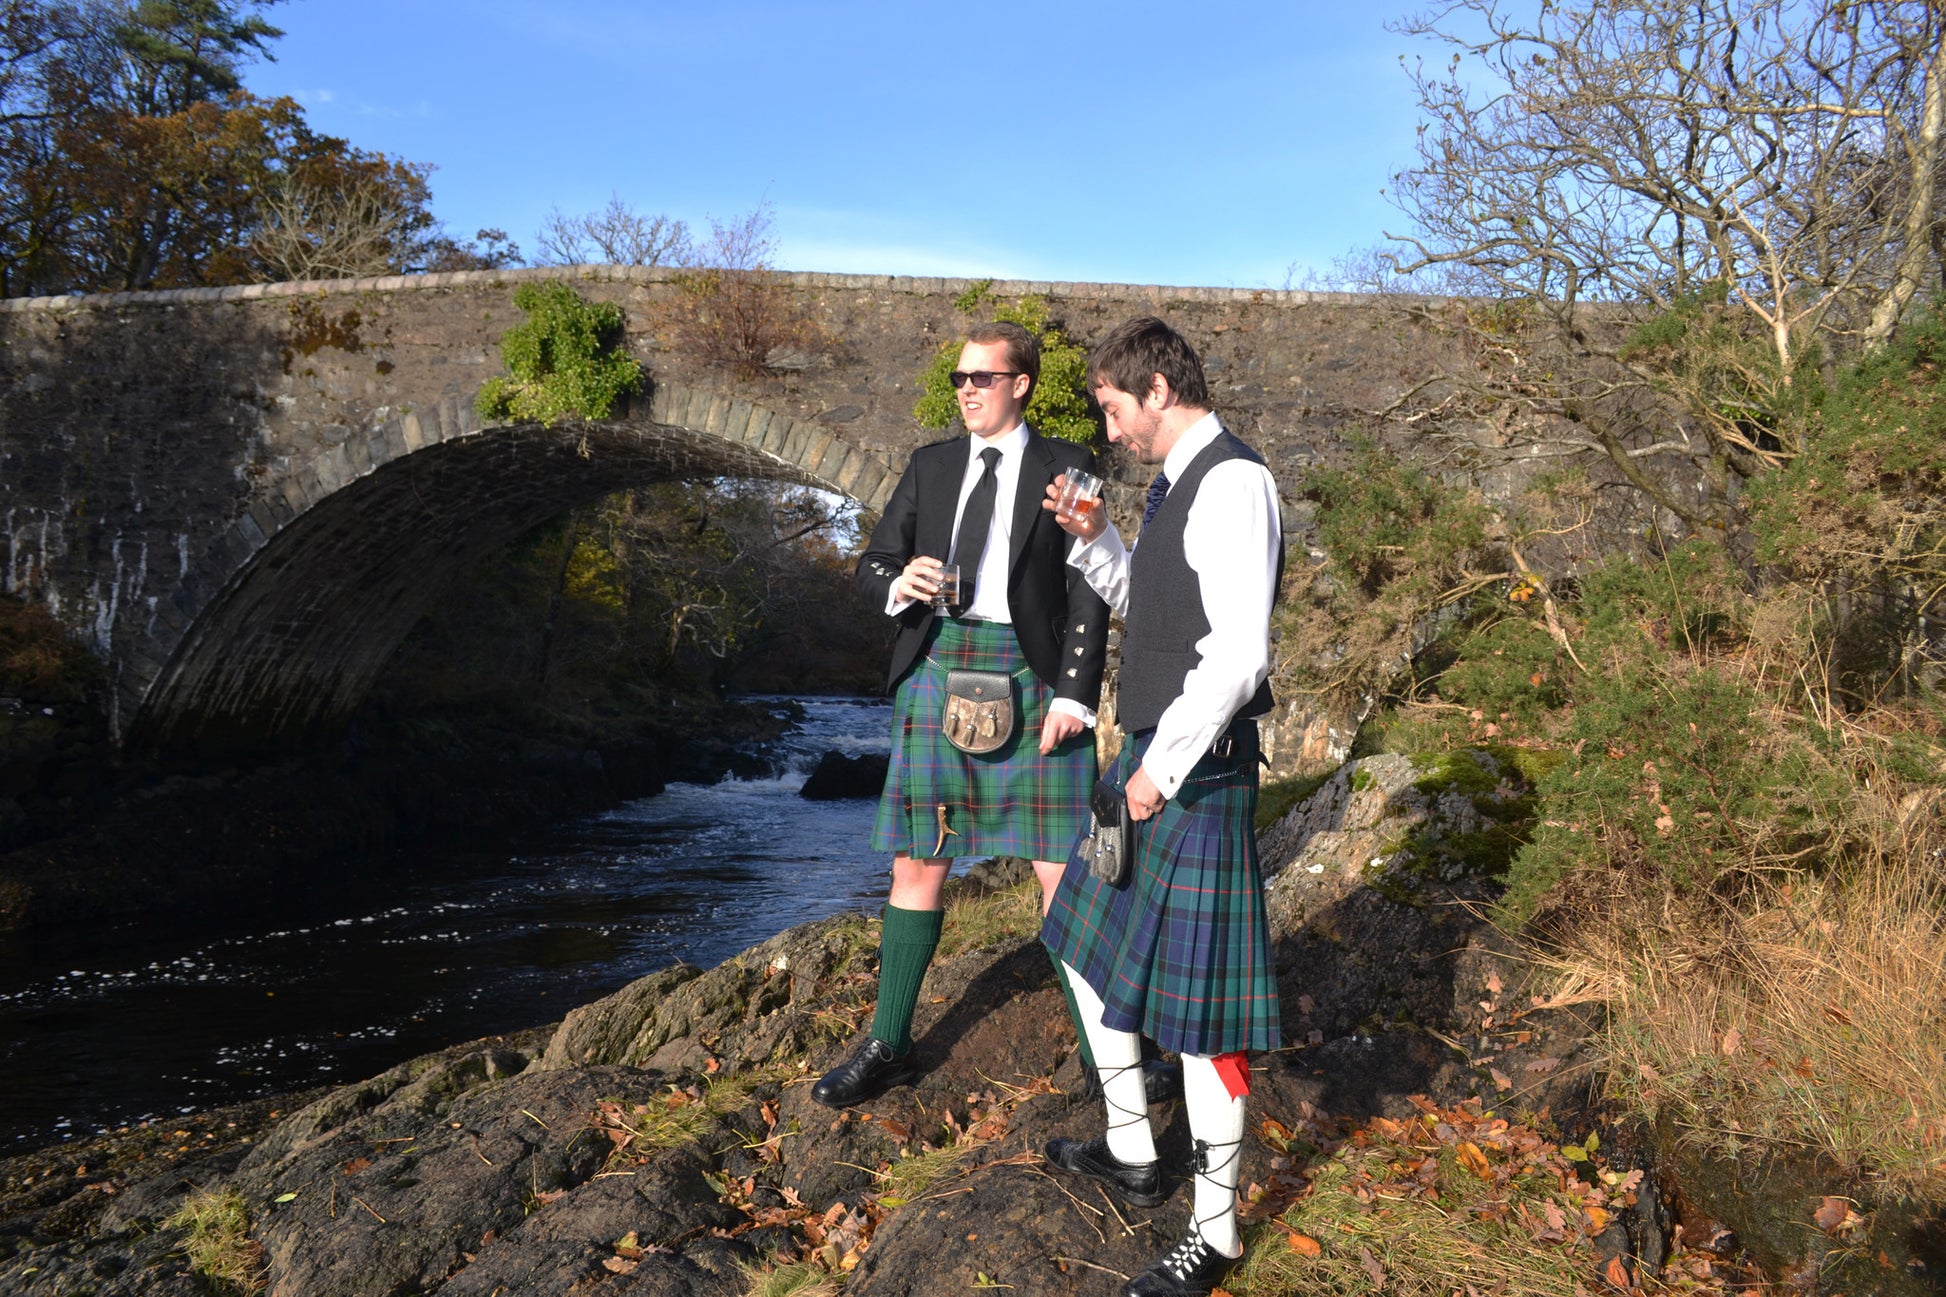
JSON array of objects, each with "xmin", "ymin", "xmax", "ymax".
[{"xmin": 810, "ymin": 320, "xmax": 1111, "ymax": 1109}]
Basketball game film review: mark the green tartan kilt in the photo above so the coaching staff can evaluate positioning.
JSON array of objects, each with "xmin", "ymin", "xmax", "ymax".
[
  {"xmin": 870, "ymin": 619, "xmax": 1097, "ymax": 860},
  {"xmin": 1042, "ymin": 722, "xmax": 1281, "ymax": 1057}
]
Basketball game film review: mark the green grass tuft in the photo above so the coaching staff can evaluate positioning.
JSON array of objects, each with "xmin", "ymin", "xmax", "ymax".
[{"xmin": 167, "ymin": 1188, "xmax": 264, "ymax": 1294}]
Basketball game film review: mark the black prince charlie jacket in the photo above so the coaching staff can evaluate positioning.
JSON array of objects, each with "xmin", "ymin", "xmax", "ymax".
[{"xmin": 856, "ymin": 429, "xmax": 1109, "ymax": 709}]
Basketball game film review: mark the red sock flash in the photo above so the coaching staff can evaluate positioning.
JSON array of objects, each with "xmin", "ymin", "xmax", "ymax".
[{"xmin": 1212, "ymin": 1051, "xmax": 1251, "ymax": 1099}]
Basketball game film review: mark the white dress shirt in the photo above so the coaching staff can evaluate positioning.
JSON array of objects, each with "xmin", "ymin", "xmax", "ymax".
[
  {"xmin": 887, "ymin": 422, "xmax": 1092, "ymax": 724},
  {"xmin": 1067, "ymin": 412, "xmax": 1281, "ymax": 797}
]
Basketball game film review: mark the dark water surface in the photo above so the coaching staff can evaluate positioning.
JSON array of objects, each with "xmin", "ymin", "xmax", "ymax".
[{"xmin": 0, "ymin": 697, "xmax": 893, "ymax": 1153}]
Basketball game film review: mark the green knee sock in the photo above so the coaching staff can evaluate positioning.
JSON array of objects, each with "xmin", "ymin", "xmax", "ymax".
[
  {"xmin": 870, "ymin": 904, "xmax": 943, "ymax": 1055},
  {"xmin": 1047, "ymin": 947, "xmax": 1097, "ymax": 1069}
]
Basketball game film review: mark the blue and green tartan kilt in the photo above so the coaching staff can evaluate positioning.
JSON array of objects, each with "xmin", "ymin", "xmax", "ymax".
[
  {"xmin": 869, "ymin": 618, "xmax": 1097, "ymax": 861},
  {"xmin": 1041, "ymin": 722, "xmax": 1281, "ymax": 1057}
]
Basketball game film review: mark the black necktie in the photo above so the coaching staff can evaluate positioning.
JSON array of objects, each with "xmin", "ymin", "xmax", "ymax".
[
  {"xmin": 1141, "ymin": 471, "xmax": 1172, "ymax": 528},
  {"xmin": 951, "ymin": 447, "xmax": 1002, "ymax": 611}
]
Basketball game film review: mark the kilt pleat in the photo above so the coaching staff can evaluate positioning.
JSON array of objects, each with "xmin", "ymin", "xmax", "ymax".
[
  {"xmin": 1041, "ymin": 724, "xmax": 1281, "ymax": 1057},
  {"xmin": 870, "ymin": 619, "xmax": 1096, "ymax": 861}
]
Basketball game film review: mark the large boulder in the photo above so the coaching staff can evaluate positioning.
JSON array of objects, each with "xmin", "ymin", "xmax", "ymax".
[{"xmin": 797, "ymin": 751, "xmax": 888, "ymax": 800}]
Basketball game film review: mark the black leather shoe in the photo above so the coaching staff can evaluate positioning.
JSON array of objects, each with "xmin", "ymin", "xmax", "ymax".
[
  {"xmin": 1122, "ymin": 1230, "xmax": 1237, "ymax": 1296},
  {"xmin": 1042, "ymin": 1135, "xmax": 1165, "ymax": 1208},
  {"xmin": 1141, "ymin": 1058, "xmax": 1183, "ymax": 1105},
  {"xmin": 810, "ymin": 1037, "xmax": 919, "ymax": 1108}
]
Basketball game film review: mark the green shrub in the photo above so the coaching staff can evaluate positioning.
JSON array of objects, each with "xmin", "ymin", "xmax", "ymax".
[
  {"xmin": 1747, "ymin": 300, "xmax": 1946, "ymax": 703},
  {"xmin": 913, "ymin": 294, "xmax": 1095, "ymax": 444},
  {"xmin": 476, "ymin": 281, "xmax": 641, "ymax": 425},
  {"xmin": 1280, "ymin": 438, "xmax": 1497, "ymax": 705}
]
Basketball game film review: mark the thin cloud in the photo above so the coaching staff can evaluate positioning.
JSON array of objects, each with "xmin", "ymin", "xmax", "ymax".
[{"xmin": 352, "ymin": 99, "xmax": 435, "ymax": 120}]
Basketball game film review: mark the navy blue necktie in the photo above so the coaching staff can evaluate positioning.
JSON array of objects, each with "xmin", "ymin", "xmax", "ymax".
[{"xmin": 1141, "ymin": 471, "xmax": 1172, "ymax": 528}]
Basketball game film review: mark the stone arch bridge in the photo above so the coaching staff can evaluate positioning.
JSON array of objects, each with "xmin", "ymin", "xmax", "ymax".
[{"xmin": 0, "ymin": 266, "xmax": 1639, "ymax": 755}]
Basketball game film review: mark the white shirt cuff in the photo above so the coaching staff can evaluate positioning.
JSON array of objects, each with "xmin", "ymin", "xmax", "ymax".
[{"xmin": 1049, "ymin": 697, "xmax": 1097, "ymax": 728}]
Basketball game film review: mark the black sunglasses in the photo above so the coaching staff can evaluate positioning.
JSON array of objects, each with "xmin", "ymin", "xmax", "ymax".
[{"xmin": 949, "ymin": 370, "xmax": 1021, "ymax": 389}]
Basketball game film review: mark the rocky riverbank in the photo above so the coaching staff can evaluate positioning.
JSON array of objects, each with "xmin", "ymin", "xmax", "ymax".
[
  {"xmin": 1, "ymin": 754, "xmax": 1935, "ymax": 1296},
  {"xmin": 0, "ymin": 696, "xmax": 793, "ymax": 935}
]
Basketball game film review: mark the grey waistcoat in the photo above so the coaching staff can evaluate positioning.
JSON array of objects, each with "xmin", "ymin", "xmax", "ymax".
[{"xmin": 1117, "ymin": 430, "xmax": 1281, "ymax": 736}]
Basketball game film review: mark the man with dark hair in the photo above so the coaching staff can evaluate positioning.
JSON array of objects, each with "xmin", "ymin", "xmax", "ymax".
[
  {"xmin": 810, "ymin": 320, "xmax": 1114, "ymax": 1108},
  {"xmin": 1040, "ymin": 316, "xmax": 1283, "ymax": 1296}
]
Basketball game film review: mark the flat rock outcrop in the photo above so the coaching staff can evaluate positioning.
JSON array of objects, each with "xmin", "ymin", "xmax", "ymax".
[{"xmin": 0, "ymin": 755, "xmax": 1626, "ymax": 1297}]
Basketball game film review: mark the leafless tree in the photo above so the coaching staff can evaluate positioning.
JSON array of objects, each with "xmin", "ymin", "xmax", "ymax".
[
  {"xmin": 1373, "ymin": 0, "xmax": 1946, "ymax": 531},
  {"xmin": 666, "ymin": 203, "xmax": 823, "ymax": 378},
  {"xmin": 250, "ymin": 172, "xmax": 421, "ymax": 280},
  {"xmin": 534, "ymin": 192, "xmax": 692, "ymax": 267}
]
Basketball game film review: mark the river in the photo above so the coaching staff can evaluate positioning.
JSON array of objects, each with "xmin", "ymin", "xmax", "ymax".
[{"xmin": 0, "ymin": 697, "xmax": 894, "ymax": 1153}]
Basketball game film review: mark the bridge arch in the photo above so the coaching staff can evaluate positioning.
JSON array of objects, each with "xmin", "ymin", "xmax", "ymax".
[{"xmin": 126, "ymin": 382, "xmax": 896, "ymax": 747}]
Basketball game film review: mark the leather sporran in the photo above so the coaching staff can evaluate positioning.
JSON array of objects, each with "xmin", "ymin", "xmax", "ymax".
[
  {"xmin": 1080, "ymin": 776, "xmax": 1133, "ymax": 885},
  {"xmin": 942, "ymin": 669, "xmax": 1015, "ymax": 754}
]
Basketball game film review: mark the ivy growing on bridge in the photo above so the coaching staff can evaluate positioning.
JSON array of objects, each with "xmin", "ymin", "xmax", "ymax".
[
  {"xmin": 476, "ymin": 282, "xmax": 641, "ymax": 426},
  {"xmin": 913, "ymin": 293, "xmax": 1096, "ymax": 444}
]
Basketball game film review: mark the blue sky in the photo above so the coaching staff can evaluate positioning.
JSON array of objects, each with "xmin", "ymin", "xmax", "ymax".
[{"xmin": 245, "ymin": 2, "xmax": 1432, "ymax": 288}]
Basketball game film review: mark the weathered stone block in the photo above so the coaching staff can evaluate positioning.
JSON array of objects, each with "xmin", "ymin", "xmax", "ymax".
[
  {"xmin": 814, "ymin": 439, "xmax": 849, "ymax": 483},
  {"xmin": 848, "ymin": 459, "xmax": 890, "ymax": 512},
  {"xmin": 313, "ymin": 448, "xmax": 350, "ymax": 492},
  {"xmin": 377, "ymin": 418, "xmax": 409, "ymax": 464},
  {"xmin": 702, "ymin": 395, "xmax": 730, "ymax": 436},
  {"xmin": 234, "ymin": 511, "xmax": 266, "ymax": 551},
  {"xmin": 400, "ymin": 410, "xmax": 432, "ymax": 452},
  {"xmin": 761, "ymin": 415, "xmax": 792, "ymax": 455},
  {"xmin": 800, "ymin": 429, "xmax": 836, "ymax": 472},
  {"xmin": 246, "ymin": 499, "xmax": 287, "ymax": 541}
]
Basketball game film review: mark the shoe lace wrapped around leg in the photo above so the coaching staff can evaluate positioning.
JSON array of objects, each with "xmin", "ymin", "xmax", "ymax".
[
  {"xmin": 1097, "ymin": 1061, "xmax": 1149, "ymax": 1139},
  {"xmin": 1190, "ymin": 1136, "xmax": 1244, "ymax": 1246}
]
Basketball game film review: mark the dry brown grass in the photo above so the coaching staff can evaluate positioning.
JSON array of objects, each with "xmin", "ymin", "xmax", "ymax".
[
  {"xmin": 738, "ymin": 1257, "xmax": 840, "ymax": 1297},
  {"xmin": 1558, "ymin": 795, "xmax": 1946, "ymax": 1193},
  {"xmin": 1232, "ymin": 1098, "xmax": 1631, "ymax": 1297},
  {"xmin": 934, "ymin": 876, "xmax": 1041, "ymax": 961}
]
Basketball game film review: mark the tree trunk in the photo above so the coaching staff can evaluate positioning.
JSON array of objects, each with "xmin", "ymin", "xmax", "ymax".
[{"xmin": 1866, "ymin": 27, "xmax": 1946, "ymax": 347}]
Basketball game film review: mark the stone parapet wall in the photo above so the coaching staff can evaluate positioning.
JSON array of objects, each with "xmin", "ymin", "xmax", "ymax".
[{"xmin": 0, "ymin": 267, "xmax": 1668, "ymax": 751}]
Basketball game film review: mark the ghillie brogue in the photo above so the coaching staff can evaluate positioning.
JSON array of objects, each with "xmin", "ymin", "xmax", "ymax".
[{"xmin": 1122, "ymin": 1230, "xmax": 1237, "ymax": 1296}]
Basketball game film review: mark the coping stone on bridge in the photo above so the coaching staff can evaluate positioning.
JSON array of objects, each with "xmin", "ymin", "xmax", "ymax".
[{"xmin": 0, "ymin": 264, "xmax": 1393, "ymax": 316}]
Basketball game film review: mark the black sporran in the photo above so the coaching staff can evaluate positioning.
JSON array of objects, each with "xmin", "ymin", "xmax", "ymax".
[{"xmin": 1080, "ymin": 776, "xmax": 1133, "ymax": 885}]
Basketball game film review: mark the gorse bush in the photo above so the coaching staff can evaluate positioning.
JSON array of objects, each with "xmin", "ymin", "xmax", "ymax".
[
  {"xmin": 1748, "ymin": 301, "xmax": 1946, "ymax": 704},
  {"xmin": 476, "ymin": 282, "xmax": 640, "ymax": 426},
  {"xmin": 1293, "ymin": 312, "xmax": 1946, "ymax": 927},
  {"xmin": 913, "ymin": 293, "xmax": 1095, "ymax": 444},
  {"xmin": 1287, "ymin": 306, "xmax": 1946, "ymax": 1195}
]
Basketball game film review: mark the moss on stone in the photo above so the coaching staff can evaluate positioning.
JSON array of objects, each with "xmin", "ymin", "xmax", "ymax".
[
  {"xmin": 1257, "ymin": 768, "xmax": 1339, "ymax": 831},
  {"xmin": 1375, "ymin": 749, "xmax": 1540, "ymax": 900}
]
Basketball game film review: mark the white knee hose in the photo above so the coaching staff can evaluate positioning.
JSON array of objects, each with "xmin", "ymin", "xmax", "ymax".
[
  {"xmin": 1182, "ymin": 1053, "xmax": 1246, "ymax": 1258},
  {"xmin": 1061, "ymin": 962, "xmax": 1156, "ymax": 1166}
]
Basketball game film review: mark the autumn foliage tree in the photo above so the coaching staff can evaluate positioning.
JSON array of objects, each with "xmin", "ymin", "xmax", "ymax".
[{"xmin": 0, "ymin": 0, "xmax": 451, "ymax": 296}]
